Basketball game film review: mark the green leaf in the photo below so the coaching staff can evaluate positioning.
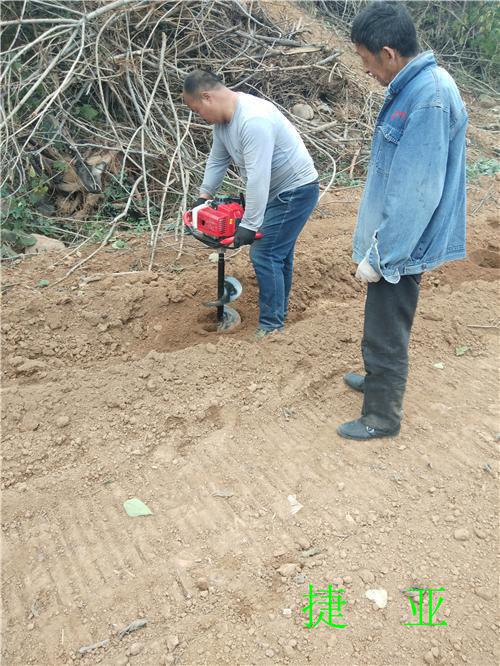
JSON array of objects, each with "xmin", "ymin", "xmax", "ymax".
[
  {"xmin": 111, "ymin": 239, "xmax": 128, "ymax": 249},
  {"xmin": 52, "ymin": 160, "xmax": 69, "ymax": 172},
  {"xmin": 123, "ymin": 498, "xmax": 153, "ymax": 517},
  {"xmin": 455, "ymin": 345, "xmax": 470, "ymax": 356},
  {"xmin": 37, "ymin": 279, "xmax": 50, "ymax": 288},
  {"xmin": 433, "ymin": 362, "xmax": 445, "ymax": 370},
  {"xmin": 76, "ymin": 104, "xmax": 99, "ymax": 121}
]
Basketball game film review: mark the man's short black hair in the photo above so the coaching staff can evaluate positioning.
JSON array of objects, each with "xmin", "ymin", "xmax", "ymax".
[
  {"xmin": 183, "ymin": 69, "xmax": 223, "ymax": 97},
  {"xmin": 351, "ymin": 2, "xmax": 419, "ymax": 57}
]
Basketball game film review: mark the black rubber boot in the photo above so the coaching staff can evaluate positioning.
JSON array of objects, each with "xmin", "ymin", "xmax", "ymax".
[{"xmin": 337, "ymin": 418, "xmax": 400, "ymax": 440}]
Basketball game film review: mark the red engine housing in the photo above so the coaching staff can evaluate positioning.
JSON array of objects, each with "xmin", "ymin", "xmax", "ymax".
[{"xmin": 193, "ymin": 201, "xmax": 244, "ymax": 239}]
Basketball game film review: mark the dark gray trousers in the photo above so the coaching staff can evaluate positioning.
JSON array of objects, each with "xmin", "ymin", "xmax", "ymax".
[{"xmin": 361, "ymin": 274, "xmax": 421, "ymax": 433}]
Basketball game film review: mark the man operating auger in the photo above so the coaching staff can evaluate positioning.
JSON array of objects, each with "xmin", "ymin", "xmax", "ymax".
[{"xmin": 183, "ymin": 70, "xmax": 319, "ymax": 338}]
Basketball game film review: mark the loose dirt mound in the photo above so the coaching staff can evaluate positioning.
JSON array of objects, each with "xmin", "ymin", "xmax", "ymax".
[{"xmin": 1, "ymin": 211, "xmax": 357, "ymax": 382}]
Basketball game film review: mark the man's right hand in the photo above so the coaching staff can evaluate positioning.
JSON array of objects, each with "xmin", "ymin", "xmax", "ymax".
[
  {"xmin": 233, "ymin": 226, "xmax": 256, "ymax": 248},
  {"xmin": 193, "ymin": 197, "xmax": 209, "ymax": 209}
]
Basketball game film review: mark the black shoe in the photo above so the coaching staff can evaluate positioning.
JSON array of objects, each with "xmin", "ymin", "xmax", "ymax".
[
  {"xmin": 337, "ymin": 418, "xmax": 400, "ymax": 441},
  {"xmin": 343, "ymin": 372, "xmax": 365, "ymax": 393}
]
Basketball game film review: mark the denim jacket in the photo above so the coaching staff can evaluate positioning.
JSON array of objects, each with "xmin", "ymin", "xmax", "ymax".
[{"xmin": 353, "ymin": 51, "xmax": 468, "ymax": 283}]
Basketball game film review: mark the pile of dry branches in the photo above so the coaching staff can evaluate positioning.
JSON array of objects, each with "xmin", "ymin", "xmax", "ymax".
[{"xmin": 1, "ymin": 0, "xmax": 377, "ymax": 264}]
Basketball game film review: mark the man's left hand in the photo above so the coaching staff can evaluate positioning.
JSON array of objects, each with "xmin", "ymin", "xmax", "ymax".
[
  {"xmin": 355, "ymin": 257, "xmax": 381, "ymax": 283},
  {"xmin": 233, "ymin": 226, "xmax": 256, "ymax": 248}
]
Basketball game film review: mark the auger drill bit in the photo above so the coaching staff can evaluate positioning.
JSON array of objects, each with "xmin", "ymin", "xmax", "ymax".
[{"xmin": 203, "ymin": 247, "xmax": 242, "ymax": 332}]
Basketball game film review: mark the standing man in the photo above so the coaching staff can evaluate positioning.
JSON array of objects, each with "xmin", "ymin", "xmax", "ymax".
[
  {"xmin": 183, "ymin": 70, "xmax": 319, "ymax": 336},
  {"xmin": 338, "ymin": 2, "xmax": 467, "ymax": 440}
]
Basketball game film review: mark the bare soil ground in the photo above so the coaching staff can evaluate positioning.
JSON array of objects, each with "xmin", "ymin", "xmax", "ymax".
[
  {"xmin": 2, "ymin": 4, "xmax": 499, "ymax": 665},
  {"xmin": 2, "ymin": 178, "xmax": 499, "ymax": 666}
]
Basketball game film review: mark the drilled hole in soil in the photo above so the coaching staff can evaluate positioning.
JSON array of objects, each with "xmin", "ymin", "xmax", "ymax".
[
  {"xmin": 470, "ymin": 249, "xmax": 500, "ymax": 269},
  {"xmin": 197, "ymin": 309, "xmax": 243, "ymax": 334}
]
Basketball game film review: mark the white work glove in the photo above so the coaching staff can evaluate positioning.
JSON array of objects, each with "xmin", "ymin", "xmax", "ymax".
[{"xmin": 355, "ymin": 257, "xmax": 381, "ymax": 284}]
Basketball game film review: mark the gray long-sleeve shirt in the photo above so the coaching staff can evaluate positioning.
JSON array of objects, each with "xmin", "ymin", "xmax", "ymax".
[{"xmin": 200, "ymin": 93, "xmax": 318, "ymax": 231}]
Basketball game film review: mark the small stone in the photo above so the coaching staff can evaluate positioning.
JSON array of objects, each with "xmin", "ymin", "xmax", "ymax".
[
  {"xmin": 475, "ymin": 587, "xmax": 494, "ymax": 601},
  {"xmin": 16, "ymin": 360, "xmax": 46, "ymax": 375},
  {"xmin": 9, "ymin": 356, "xmax": 26, "ymax": 368},
  {"xmin": 127, "ymin": 642, "xmax": 144, "ymax": 657},
  {"xmin": 301, "ymin": 547, "xmax": 321, "ymax": 558},
  {"xmin": 205, "ymin": 343, "xmax": 217, "ymax": 354},
  {"xmin": 169, "ymin": 289, "xmax": 184, "ymax": 303},
  {"xmin": 359, "ymin": 569, "xmax": 375, "ymax": 584},
  {"xmin": 56, "ymin": 415, "xmax": 70, "ymax": 428},
  {"xmin": 196, "ymin": 577, "xmax": 209, "ymax": 591},
  {"xmin": 454, "ymin": 528, "xmax": 471, "ymax": 541},
  {"xmin": 115, "ymin": 657, "xmax": 129, "ymax": 666},
  {"xmin": 365, "ymin": 588, "xmax": 387, "ymax": 609},
  {"xmin": 167, "ymin": 636, "xmax": 179, "ymax": 652},
  {"xmin": 265, "ymin": 649, "xmax": 274, "ymax": 658},
  {"xmin": 424, "ymin": 651, "xmax": 435, "ymax": 664},
  {"xmin": 278, "ymin": 563, "xmax": 299, "ymax": 577},
  {"xmin": 422, "ymin": 312, "xmax": 444, "ymax": 322},
  {"xmin": 431, "ymin": 647, "xmax": 440, "ymax": 658},
  {"xmin": 282, "ymin": 608, "xmax": 292, "ymax": 617},
  {"xmin": 473, "ymin": 526, "xmax": 487, "ymax": 539},
  {"xmin": 337, "ymin": 482, "xmax": 345, "ymax": 491},
  {"xmin": 106, "ymin": 398, "xmax": 122, "ymax": 409},
  {"xmin": 25, "ymin": 233, "xmax": 65, "ymax": 254},
  {"xmin": 291, "ymin": 103, "xmax": 314, "ymax": 120}
]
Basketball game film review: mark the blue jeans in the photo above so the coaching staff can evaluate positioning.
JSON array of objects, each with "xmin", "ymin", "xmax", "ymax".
[{"xmin": 250, "ymin": 181, "xmax": 319, "ymax": 331}]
